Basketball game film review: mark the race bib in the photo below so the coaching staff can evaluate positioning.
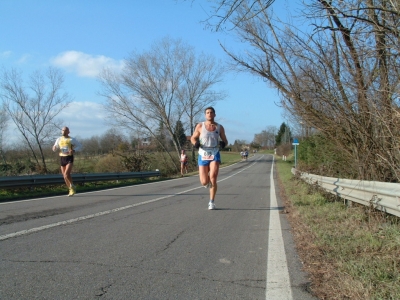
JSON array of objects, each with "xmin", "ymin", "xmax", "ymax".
[
  {"xmin": 201, "ymin": 153, "xmax": 214, "ymax": 161},
  {"xmin": 61, "ymin": 146, "xmax": 69, "ymax": 154},
  {"xmin": 199, "ymin": 148, "xmax": 219, "ymax": 161}
]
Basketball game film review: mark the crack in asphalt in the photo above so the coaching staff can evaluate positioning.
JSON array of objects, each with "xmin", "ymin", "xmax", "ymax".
[
  {"xmin": 95, "ymin": 283, "xmax": 113, "ymax": 297},
  {"xmin": 3, "ymin": 259, "xmax": 137, "ymax": 268},
  {"xmin": 162, "ymin": 230, "xmax": 185, "ymax": 251},
  {"xmin": 199, "ymin": 276, "xmax": 265, "ymax": 289},
  {"xmin": 0, "ymin": 207, "xmax": 75, "ymax": 225}
]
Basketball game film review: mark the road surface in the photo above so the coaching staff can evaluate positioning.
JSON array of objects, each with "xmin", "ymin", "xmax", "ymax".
[{"xmin": 0, "ymin": 154, "xmax": 316, "ymax": 299}]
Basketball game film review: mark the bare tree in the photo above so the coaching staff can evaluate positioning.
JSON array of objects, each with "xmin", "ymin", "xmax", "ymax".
[
  {"xmin": 215, "ymin": 0, "xmax": 400, "ymax": 181},
  {"xmin": 0, "ymin": 67, "xmax": 71, "ymax": 173},
  {"xmin": 178, "ymin": 51, "xmax": 226, "ymax": 160},
  {"xmin": 180, "ymin": 0, "xmax": 275, "ymax": 31},
  {"xmin": 80, "ymin": 135, "xmax": 100, "ymax": 157},
  {"xmin": 0, "ymin": 108, "xmax": 9, "ymax": 163},
  {"xmin": 99, "ymin": 128, "xmax": 127, "ymax": 154},
  {"xmin": 253, "ymin": 125, "xmax": 277, "ymax": 148},
  {"xmin": 99, "ymin": 37, "xmax": 225, "ymax": 170}
]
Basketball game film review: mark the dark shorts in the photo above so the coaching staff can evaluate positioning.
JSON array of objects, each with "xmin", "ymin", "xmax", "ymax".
[
  {"xmin": 181, "ymin": 161, "xmax": 188, "ymax": 166},
  {"xmin": 60, "ymin": 156, "xmax": 74, "ymax": 167}
]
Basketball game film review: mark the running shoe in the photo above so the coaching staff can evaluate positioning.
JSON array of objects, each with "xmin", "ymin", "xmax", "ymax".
[
  {"xmin": 208, "ymin": 202, "xmax": 216, "ymax": 210},
  {"xmin": 69, "ymin": 186, "xmax": 76, "ymax": 197}
]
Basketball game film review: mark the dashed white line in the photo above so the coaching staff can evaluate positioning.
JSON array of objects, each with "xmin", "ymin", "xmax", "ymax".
[{"xmin": 0, "ymin": 158, "xmax": 260, "ymax": 241}]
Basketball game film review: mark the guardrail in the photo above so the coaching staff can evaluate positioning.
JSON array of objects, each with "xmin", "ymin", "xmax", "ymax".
[
  {"xmin": 292, "ymin": 168, "xmax": 400, "ymax": 217},
  {"xmin": 0, "ymin": 171, "xmax": 161, "ymax": 189}
]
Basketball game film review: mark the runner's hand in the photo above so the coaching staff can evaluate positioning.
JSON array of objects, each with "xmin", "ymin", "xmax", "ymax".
[
  {"xmin": 193, "ymin": 141, "xmax": 200, "ymax": 149},
  {"xmin": 219, "ymin": 141, "xmax": 226, "ymax": 149}
]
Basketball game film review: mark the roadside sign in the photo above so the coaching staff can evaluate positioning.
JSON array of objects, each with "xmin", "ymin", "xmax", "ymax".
[{"xmin": 293, "ymin": 139, "xmax": 299, "ymax": 168}]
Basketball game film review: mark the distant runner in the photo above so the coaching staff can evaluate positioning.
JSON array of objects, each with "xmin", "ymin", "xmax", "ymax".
[
  {"xmin": 180, "ymin": 149, "xmax": 188, "ymax": 176},
  {"xmin": 52, "ymin": 126, "xmax": 82, "ymax": 196}
]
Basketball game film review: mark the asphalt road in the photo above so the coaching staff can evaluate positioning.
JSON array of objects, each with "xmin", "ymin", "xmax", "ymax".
[{"xmin": 0, "ymin": 154, "xmax": 316, "ymax": 300}]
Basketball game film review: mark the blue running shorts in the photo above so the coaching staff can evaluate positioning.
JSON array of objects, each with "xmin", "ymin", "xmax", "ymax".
[{"xmin": 198, "ymin": 151, "xmax": 221, "ymax": 166}]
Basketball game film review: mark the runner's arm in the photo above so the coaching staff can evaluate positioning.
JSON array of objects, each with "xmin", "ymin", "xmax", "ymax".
[
  {"xmin": 219, "ymin": 125, "xmax": 228, "ymax": 145},
  {"xmin": 190, "ymin": 123, "xmax": 201, "ymax": 145},
  {"xmin": 52, "ymin": 137, "xmax": 60, "ymax": 152},
  {"xmin": 71, "ymin": 137, "xmax": 82, "ymax": 152}
]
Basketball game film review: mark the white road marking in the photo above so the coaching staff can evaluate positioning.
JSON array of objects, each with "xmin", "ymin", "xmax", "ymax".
[
  {"xmin": 0, "ymin": 158, "xmax": 260, "ymax": 241},
  {"xmin": 266, "ymin": 156, "xmax": 293, "ymax": 299},
  {"xmin": 3, "ymin": 155, "xmax": 294, "ymax": 297}
]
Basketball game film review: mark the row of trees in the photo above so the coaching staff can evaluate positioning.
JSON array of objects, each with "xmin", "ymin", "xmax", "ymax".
[
  {"xmin": 0, "ymin": 37, "xmax": 226, "ymax": 173},
  {"xmin": 99, "ymin": 37, "xmax": 226, "ymax": 169},
  {"xmin": 252, "ymin": 123, "xmax": 294, "ymax": 149}
]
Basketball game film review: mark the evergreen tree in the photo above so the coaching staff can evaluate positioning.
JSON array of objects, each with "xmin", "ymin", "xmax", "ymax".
[
  {"xmin": 174, "ymin": 120, "xmax": 187, "ymax": 150},
  {"xmin": 156, "ymin": 121, "xmax": 166, "ymax": 151},
  {"xmin": 275, "ymin": 123, "xmax": 292, "ymax": 146}
]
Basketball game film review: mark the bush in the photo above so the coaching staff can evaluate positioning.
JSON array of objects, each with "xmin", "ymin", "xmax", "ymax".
[
  {"xmin": 297, "ymin": 134, "xmax": 358, "ymax": 178},
  {"xmin": 276, "ymin": 144, "xmax": 292, "ymax": 157},
  {"xmin": 94, "ymin": 154, "xmax": 127, "ymax": 173},
  {"xmin": 117, "ymin": 150, "xmax": 149, "ymax": 172},
  {"xmin": 145, "ymin": 151, "xmax": 181, "ymax": 177},
  {"xmin": 0, "ymin": 159, "xmax": 38, "ymax": 176},
  {"xmin": 0, "ymin": 164, "xmax": 12, "ymax": 173}
]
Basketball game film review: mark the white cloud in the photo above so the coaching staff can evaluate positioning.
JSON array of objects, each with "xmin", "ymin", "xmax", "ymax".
[
  {"xmin": 0, "ymin": 51, "xmax": 12, "ymax": 58},
  {"xmin": 4, "ymin": 101, "xmax": 120, "ymax": 147},
  {"xmin": 51, "ymin": 51, "xmax": 125, "ymax": 78},
  {"xmin": 17, "ymin": 54, "xmax": 31, "ymax": 64},
  {"xmin": 56, "ymin": 101, "xmax": 110, "ymax": 138}
]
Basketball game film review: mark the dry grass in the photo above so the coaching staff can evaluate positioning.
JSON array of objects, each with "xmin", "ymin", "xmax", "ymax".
[{"xmin": 276, "ymin": 157, "xmax": 400, "ymax": 300}]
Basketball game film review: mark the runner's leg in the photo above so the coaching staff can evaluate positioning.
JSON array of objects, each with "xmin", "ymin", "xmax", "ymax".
[
  {"xmin": 61, "ymin": 165, "xmax": 71, "ymax": 188},
  {"xmin": 199, "ymin": 165, "xmax": 210, "ymax": 186},
  {"xmin": 64, "ymin": 163, "xmax": 74, "ymax": 187},
  {"xmin": 209, "ymin": 161, "xmax": 219, "ymax": 200}
]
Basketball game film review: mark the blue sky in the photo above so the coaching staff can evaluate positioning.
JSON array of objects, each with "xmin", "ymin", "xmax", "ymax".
[{"xmin": 0, "ymin": 0, "xmax": 285, "ymax": 144}]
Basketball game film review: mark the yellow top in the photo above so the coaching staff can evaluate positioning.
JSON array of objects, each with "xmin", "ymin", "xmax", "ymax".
[{"xmin": 57, "ymin": 136, "xmax": 73, "ymax": 157}]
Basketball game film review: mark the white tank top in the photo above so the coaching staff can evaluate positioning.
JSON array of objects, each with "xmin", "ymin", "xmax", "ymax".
[{"xmin": 199, "ymin": 122, "xmax": 220, "ymax": 148}]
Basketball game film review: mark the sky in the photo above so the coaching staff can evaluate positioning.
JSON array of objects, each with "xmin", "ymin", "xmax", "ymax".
[{"xmin": 0, "ymin": 0, "xmax": 286, "ymax": 145}]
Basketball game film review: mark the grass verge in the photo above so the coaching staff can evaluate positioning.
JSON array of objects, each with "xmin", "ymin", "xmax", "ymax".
[{"xmin": 275, "ymin": 156, "xmax": 400, "ymax": 299}]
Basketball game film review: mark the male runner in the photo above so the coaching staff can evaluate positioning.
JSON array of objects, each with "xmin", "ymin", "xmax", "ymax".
[
  {"xmin": 180, "ymin": 149, "xmax": 188, "ymax": 176},
  {"xmin": 52, "ymin": 126, "xmax": 82, "ymax": 196},
  {"xmin": 191, "ymin": 107, "xmax": 228, "ymax": 210}
]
